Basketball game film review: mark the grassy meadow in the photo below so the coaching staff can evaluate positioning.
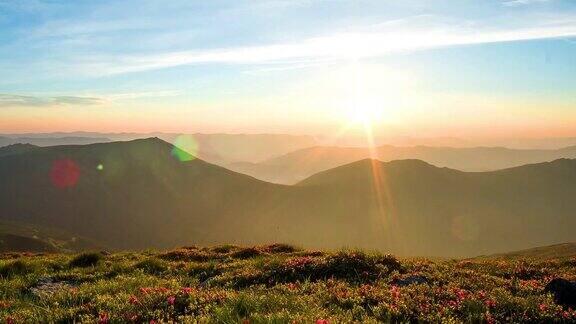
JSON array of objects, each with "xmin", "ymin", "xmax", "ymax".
[{"xmin": 1, "ymin": 244, "xmax": 575, "ymax": 323}]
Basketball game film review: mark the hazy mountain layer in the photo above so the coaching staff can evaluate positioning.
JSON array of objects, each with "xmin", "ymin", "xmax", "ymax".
[{"xmin": 228, "ymin": 145, "xmax": 576, "ymax": 184}]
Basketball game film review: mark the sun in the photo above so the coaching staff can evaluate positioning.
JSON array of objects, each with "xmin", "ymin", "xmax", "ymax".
[
  {"xmin": 316, "ymin": 62, "xmax": 411, "ymax": 139},
  {"xmin": 346, "ymin": 95, "xmax": 384, "ymax": 126},
  {"xmin": 339, "ymin": 63, "xmax": 387, "ymax": 127}
]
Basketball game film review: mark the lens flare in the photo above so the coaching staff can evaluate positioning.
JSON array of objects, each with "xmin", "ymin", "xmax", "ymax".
[
  {"xmin": 171, "ymin": 135, "xmax": 199, "ymax": 162},
  {"xmin": 50, "ymin": 158, "xmax": 80, "ymax": 189}
]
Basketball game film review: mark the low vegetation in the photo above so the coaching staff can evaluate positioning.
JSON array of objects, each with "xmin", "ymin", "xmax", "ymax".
[{"xmin": 1, "ymin": 245, "xmax": 575, "ymax": 323}]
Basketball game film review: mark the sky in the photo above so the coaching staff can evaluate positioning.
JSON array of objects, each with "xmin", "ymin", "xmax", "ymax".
[{"xmin": 0, "ymin": 0, "xmax": 575, "ymax": 139}]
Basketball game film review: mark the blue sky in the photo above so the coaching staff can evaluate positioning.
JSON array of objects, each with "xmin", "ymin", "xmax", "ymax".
[{"xmin": 0, "ymin": 0, "xmax": 575, "ymax": 137}]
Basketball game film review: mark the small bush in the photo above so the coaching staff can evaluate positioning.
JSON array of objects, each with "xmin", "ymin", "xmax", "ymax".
[
  {"xmin": 320, "ymin": 251, "xmax": 402, "ymax": 281},
  {"xmin": 69, "ymin": 252, "xmax": 103, "ymax": 268},
  {"xmin": 135, "ymin": 257, "xmax": 167, "ymax": 274},
  {"xmin": 230, "ymin": 247, "xmax": 263, "ymax": 259},
  {"xmin": 262, "ymin": 243, "xmax": 300, "ymax": 254}
]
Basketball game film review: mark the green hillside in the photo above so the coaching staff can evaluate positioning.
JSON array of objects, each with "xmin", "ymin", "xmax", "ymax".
[{"xmin": 1, "ymin": 245, "xmax": 575, "ymax": 323}]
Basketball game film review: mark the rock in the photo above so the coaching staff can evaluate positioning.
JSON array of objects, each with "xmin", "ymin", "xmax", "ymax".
[
  {"xmin": 545, "ymin": 278, "xmax": 576, "ymax": 308},
  {"xmin": 391, "ymin": 275, "xmax": 429, "ymax": 286},
  {"xmin": 30, "ymin": 277, "xmax": 77, "ymax": 296}
]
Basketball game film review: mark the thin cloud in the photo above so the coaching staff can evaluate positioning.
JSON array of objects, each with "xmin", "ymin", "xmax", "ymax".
[
  {"xmin": 0, "ymin": 94, "xmax": 102, "ymax": 107},
  {"xmin": 71, "ymin": 19, "xmax": 576, "ymax": 76},
  {"xmin": 103, "ymin": 90, "xmax": 183, "ymax": 100},
  {"xmin": 0, "ymin": 90, "xmax": 184, "ymax": 107},
  {"xmin": 503, "ymin": 0, "xmax": 551, "ymax": 7}
]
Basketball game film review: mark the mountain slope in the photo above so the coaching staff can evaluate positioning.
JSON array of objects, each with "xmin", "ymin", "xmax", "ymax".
[
  {"xmin": 0, "ymin": 220, "xmax": 100, "ymax": 253},
  {"xmin": 228, "ymin": 145, "xmax": 576, "ymax": 184},
  {"xmin": 297, "ymin": 158, "xmax": 576, "ymax": 256},
  {"xmin": 0, "ymin": 138, "xmax": 291, "ymax": 249},
  {"xmin": 474, "ymin": 242, "xmax": 576, "ymax": 260}
]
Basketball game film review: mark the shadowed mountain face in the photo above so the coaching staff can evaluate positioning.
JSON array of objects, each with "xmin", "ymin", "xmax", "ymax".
[
  {"xmin": 0, "ymin": 138, "xmax": 289, "ymax": 249},
  {"xmin": 2, "ymin": 138, "xmax": 576, "ymax": 257},
  {"xmin": 227, "ymin": 145, "xmax": 576, "ymax": 184}
]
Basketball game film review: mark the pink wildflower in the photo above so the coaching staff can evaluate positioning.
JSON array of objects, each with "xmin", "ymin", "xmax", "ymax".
[
  {"xmin": 485, "ymin": 299, "xmax": 496, "ymax": 308},
  {"xmin": 167, "ymin": 296, "xmax": 176, "ymax": 305},
  {"xmin": 539, "ymin": 303, "xmax": 547, "ymax": 312},
  {"xmin": 98, "ymin": 313, "xmax": 109, "ymax": 324}
]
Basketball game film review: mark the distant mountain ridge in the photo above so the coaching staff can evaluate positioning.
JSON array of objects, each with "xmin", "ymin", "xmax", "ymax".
[
  {"xmin": 2, "ymin": 138, "xmax": 576, "ymax": 257},
  {"xmin": 227, "ymin": 144, "xmax": 576, "ymax": 184},
  {"xmin": 1, "ymin": 132, "xmax": 318, "ymax": 164},
  {"xmin": 0, "ymin": 136, "xmax": 111, "ymax": 148}
]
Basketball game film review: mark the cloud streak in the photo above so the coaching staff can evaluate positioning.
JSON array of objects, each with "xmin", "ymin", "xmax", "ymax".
[
  {"xmin": 70, "ymin": 18, "xmax": 576, "ymax": 76},
  {"xmin": 0, "ymin": 90, "xmax": 184, "ymax": 108},
  {"xmin": 503, "ymin": 0, "xmax": 552, "ymax": 7},
  {"xmin": 0, "ymin": 94, "xmax": 102, "ymax": 107}
]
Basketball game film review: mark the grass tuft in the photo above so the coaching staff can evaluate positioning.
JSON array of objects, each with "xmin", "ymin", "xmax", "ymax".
[
  {"xmin": 230, "ymin": 247, "xmax": 263, "ymax": 259},
  {"xmin": 69, "ymin": 252, "xmax": 102, "ymax": 268},
  {"xmin": 0, "ymin": 259, "xmax": 35, "ymax": 278}
]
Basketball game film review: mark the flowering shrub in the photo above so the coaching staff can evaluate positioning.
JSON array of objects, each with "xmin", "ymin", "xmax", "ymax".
[{"xmin": 134, "ymin": 257, "xmax": 168, "ymax": 275}]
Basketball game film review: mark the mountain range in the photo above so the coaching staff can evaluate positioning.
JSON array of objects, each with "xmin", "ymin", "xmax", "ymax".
[
  {"xmin": 1, "ymin": 138, "xmax": 576, "ymax": 257},
  {"xmin": 0, "ymin": 132, "xmax": 317, "ymax": 164}
]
